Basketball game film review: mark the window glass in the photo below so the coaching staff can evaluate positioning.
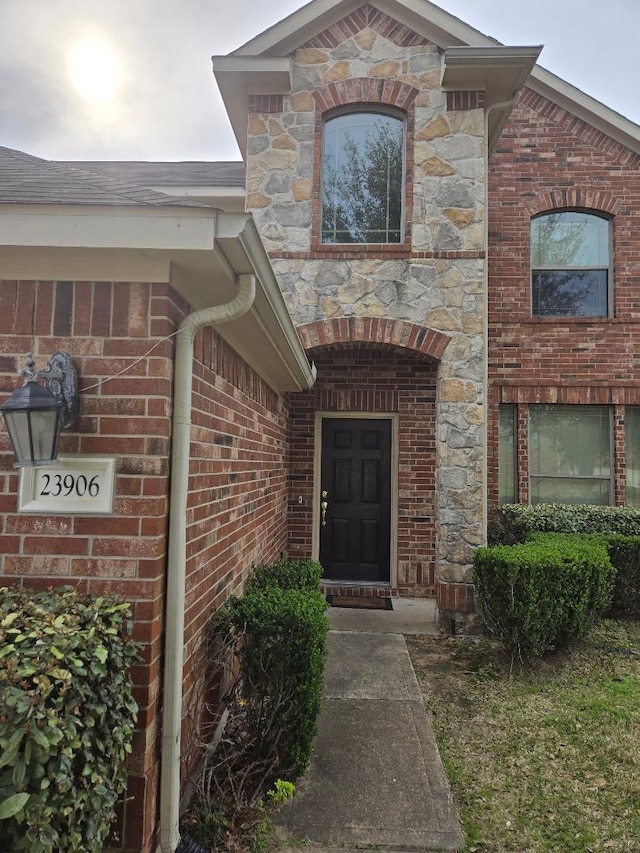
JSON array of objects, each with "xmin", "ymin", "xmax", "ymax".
[
  {"xmin": 531, "ymin": 211, "xmax": 610, "ymax": 318},
  {"xmin": 499, "ymin": 405, "xmax": 516, "ymax": 504},
  {"xmin": 322, "ymin": 111, "xmax": 404, "ymax": 244},
  {"xmin": 626, "ymin": 408, "xmax": 640, "ymax": 507},
  {"xmin": 529, "ymin": 405, "xmax": 612, "ymax": 505}
]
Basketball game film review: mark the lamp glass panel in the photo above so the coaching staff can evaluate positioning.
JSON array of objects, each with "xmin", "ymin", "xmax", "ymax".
[{"xmin": 3, "ymin": 408, "xmax": 61, "ymax": 467}]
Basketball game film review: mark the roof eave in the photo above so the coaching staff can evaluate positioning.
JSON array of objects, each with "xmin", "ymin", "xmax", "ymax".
[
  {"xmin": 212, "ymin": 57, "xmax": 292, "ymax": 159},
  {"xmin": 0, "ymin": 203, "xmax": 314, "ymax": 393},
  {"xmin": 443, "ymin": 45, "xmax": 542, "ymax": 152},
  {"xmin": 528, "ymin": 65, "xmax": 640, "ymax": 156}
]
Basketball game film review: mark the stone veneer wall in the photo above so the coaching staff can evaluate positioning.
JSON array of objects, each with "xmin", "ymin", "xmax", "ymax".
[{"xmin": 246, "ymin": 5, "xmax": 487, "ymax": 606}]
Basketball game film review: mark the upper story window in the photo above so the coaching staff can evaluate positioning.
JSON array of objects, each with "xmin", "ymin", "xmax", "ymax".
[
  {"xmin": 531, "ymin": 211, "xmax": 611, "ymax": 317},
  {"xmin": 321, "ymin": 110, "xmax": 405, "ymax": 244}
]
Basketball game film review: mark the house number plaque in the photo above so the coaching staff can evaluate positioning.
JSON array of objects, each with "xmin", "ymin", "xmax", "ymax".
[{"xmin": 18, "ymin": 456, "xmax": 116, "ymax": 515}]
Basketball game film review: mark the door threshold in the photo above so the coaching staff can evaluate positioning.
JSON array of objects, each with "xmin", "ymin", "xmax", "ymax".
[{"xmin": 320, "ymin": 581, "xmax": 394, "ymax": 601}]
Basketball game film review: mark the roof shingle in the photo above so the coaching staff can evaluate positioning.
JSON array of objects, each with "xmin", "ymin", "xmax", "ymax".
[{"xmin": 0, "ymin": 147, "xmax": 211, "ymax": 207}]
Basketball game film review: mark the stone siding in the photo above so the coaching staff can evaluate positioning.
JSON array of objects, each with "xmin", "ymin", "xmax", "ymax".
[{"xmin": 245, "ymin": 5, "xmax": 489, "ymax": 598}]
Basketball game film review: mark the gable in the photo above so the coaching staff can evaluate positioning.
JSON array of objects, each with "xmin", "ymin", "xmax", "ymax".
[
  {"xmin": 214, "ymin": 2, "xmax": 539, "ymax": 158},
  {"xmin": 215, "ymin": 0, "xmax": 640, "ymax": 159},
  {"xmin": 300, "ymin": 4, "xmax": 429, "ymax": 51},
  {"xmin": 232, "ymin": 0, "xmax": 496, "ymax": 58}
]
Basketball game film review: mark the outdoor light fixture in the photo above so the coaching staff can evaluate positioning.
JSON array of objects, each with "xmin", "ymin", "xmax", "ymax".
[{"xmin": 0, "ymin": 352, "xmax": 79, "ymax": 468}]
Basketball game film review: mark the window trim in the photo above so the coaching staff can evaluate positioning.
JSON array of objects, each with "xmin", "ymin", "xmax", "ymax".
[
  {"xmin": 530, "ymin": 209, "xmax": 613, "ymax": 319},
  {"xmin": 320, "ymin": 106, "xmax": 407, "ymax": 247}
]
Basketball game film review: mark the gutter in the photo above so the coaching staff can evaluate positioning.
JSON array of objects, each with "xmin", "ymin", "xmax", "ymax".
[{"xmin": 159, "ymin": 271, "xmax": 256, "ymax": 853}]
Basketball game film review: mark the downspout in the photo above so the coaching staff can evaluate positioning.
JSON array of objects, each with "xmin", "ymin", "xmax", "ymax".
[{"xmin": 160, "ymin": 272, "xmax": 256, "ymax": 853}]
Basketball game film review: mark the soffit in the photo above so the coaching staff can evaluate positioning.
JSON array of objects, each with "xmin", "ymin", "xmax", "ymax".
[
  {"xmin": 0, "ymin": 204, "xmax": 313, "ymax": 393},
  {"xmin": 442, "ymin": 46, "xmax": 542, "ymax": 151}
]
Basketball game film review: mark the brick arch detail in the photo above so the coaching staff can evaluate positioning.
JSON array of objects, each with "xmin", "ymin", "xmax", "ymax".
[
  {"xmin": 297, "ymin": 318, "xmax": 450, "ymax": 361},
  {"xmin": 304, "ymin": 4, "xmax": 429, "ymax": 51},
  {"xmin": 313, "ymin": 77, "xmax": 419, "ymax": 114},
  {"xmin": 310, "ymin": 79, "xmax": 418, "ymax": 249},
  {"xmin": 523, "ymin": 189, "xmax": 622, "ymax": 217}
]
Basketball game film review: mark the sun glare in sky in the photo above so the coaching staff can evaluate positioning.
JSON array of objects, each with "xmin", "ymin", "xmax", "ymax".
[{"xmin": 66, "ymin": 37, "xmax": 122, "ymax": 103}]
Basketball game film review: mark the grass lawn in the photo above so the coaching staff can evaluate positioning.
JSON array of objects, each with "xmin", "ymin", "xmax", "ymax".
[{"xmin": 407, "ymin": 620, "xmax": 640, "ymax": 853}]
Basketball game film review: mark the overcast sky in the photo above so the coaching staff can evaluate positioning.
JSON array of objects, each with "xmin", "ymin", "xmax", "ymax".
[{"xmin": 1, "ymin": 0, "xmax": 638, "ymax": 163}]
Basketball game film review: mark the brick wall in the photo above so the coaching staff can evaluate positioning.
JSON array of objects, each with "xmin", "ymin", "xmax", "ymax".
[
  {"xmin": 0, "ymin": 278, "xmax": 291, "ymax": 853},
  {"xmin": 0, "ymin": 278, "xmax": 177, "ymax": 852},
  {"xmin": 487, "ymin": 88, "xmax": 640, "ymax": 507},
  {"xmin": 179, "ymin": 326, "xmax": 291, "ymax": 782},
  {"xmin": 288, "ymin": 344, "xmax": 437, "ymax": 595}
]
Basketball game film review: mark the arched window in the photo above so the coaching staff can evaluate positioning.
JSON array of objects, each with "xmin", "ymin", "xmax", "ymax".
[
  {"xmin": 321, "ymin": 110, "xmax": 405, "ymax": 244},
  {"xmin": 531, "ymin": 211, "xmax": 611, "ymax": 317}
]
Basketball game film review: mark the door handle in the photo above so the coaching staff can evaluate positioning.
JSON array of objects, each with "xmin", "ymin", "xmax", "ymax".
[{"xmin": 321, "ymin": 490, "xmax": 328, "ymax": 526}]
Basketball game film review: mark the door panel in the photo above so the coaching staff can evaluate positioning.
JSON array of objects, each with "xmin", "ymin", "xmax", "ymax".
[{"xmin": 320, "ymin": 418, "xmax": 391, "ymax": 582}]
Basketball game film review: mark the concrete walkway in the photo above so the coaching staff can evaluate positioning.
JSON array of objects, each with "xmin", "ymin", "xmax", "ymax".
[{"xmin": 277, "ymin": 599, "xmax": 464, "ymax": 852}]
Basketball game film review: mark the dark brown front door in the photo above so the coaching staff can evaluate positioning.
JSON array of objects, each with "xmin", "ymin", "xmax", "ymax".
[{"xmin": 320, "ymin": 418, "xmax": 391, "ymax": 582}]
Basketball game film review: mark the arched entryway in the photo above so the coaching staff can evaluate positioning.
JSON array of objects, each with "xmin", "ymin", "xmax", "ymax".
[{"xmin": 289, "ymin": 318, "xmax": 450, "ymax": 597}]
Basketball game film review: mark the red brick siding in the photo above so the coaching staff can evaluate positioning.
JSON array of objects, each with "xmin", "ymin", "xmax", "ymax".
[
  {"xmin": 248, "ymin": 94, "xmax": 283, "ymax": 114},
  {"xmin": 297, "ymin": 317, "xmax": 450, "ymax": 361},
  {"xmin": 180, "ymin": 327, "xmax": 290, "ymax": 776},
  {"xmin": 487, "ymin": 87, "xmax": 640, "ymax": 507},
  {"xmin": 0, "ymin": 279, "xmax": 291, "ymax": 853},
  {"xmin": 447, "ymin": 91, "xmax": 485, "ymax": 111},
  {"xmin": 0, "ymin": 278, "xmax": 177, "ymax": 852},
  {"xmin": 288, "ymin": 344, "xmax": 437, "ymax": 595}
]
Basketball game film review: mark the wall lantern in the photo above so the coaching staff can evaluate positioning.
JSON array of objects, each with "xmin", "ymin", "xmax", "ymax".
[{"xmin": 0, "ymin": 352, "xmax": 79, "ymax": 468}]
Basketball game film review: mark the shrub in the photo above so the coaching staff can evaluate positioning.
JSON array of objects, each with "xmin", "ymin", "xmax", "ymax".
[
  {"xmin": 245, "ymin": 558, "xmax": 323, "ymax": 593},
  {"xmin": 602, "ymin": 535, "xmax": 640, "ymax": 618},
  {"xmin": 488, "ymin": 505, "xmax": 640, "ymax": 619},
  {"xmin": 0, "ymin": 587, "xmax": 139, "ymax": 853},
  {"xmin": 488, "ymin": 503, "xmax": 640, "ymax": 545},
  {"xmin": 473, "ymin": 535, "xmax": 615, "ymax": 661},
  {"xmin": 189, "ymin": 560, "xmax": 329, "ymax": 847},
  {"xmin": 215, "ymin": 583, "xmax": 329, "ymax": 780}
]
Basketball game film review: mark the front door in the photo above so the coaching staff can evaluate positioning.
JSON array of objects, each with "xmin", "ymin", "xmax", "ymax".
[{"xmin": 320, "ymin": 418, "xmax": 391, "ymax": 582}]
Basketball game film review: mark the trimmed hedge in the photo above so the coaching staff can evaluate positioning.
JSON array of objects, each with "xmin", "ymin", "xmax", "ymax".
[
  {"xmin": 603, "ymin": 535, "xmax": 640, "ymax": 619},
  {"xmin": 473, "ymin": 535, "xmax": 615, "ymax": 660},
  {"xmin": 212, "ymin": 559, "xmax": 329, "ymax": 781},
  {"xmin": 488, "ymin": 503, "xmax": 640, "ymax": 545},
  {"xmin": 489, "ymin": 504, "xmax": 640, "ymax": 617},
  {"xmin": 245, "ymin": 558, "xmax": 323, "ymax": 594},
  {"xmin": 0, "ymin": 587, "xmax": 139, "ymax": 853}
]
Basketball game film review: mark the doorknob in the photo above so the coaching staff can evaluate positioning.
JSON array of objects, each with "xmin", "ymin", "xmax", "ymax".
[{"xmin": 321, "ymin": 490, "xmax": 328, "ymax": 526}]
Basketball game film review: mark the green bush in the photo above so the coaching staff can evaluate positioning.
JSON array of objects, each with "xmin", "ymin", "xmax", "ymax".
[
  {"xmin": 488, "ymin": 503, "xmax": 640, "ymax": 545},
  {"xmin": 215, "ymin": 582, "xmax": 329, "ymax": 779},
  {"xmin": 245, "ymin": 558, "xmax": 323, "ymax": 593},
  {"xmin": 488, "ymin": 505, "xmax": 640, "ymax": 619},
  {"xmin": 473, "ymin": 535, "xmax": 615, "ymax": 661},
  {"xmin": 0, "ymin": 587, "xmax": 139, "ymax": 853},
  {"xmin": 189, "ymin": 561, "xmax": 330, "ymax": 848},
  {"xmin": 601, "ymin": 535, "xmax": 640, "ymax": 618}
]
